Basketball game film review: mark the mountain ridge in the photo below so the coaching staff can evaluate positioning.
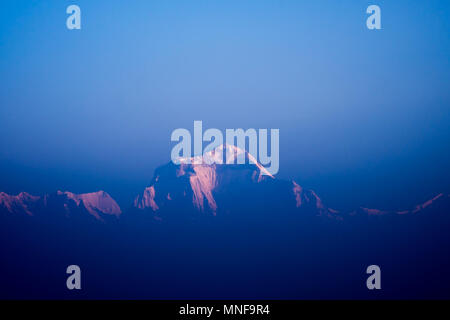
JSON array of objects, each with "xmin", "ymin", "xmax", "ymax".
[
  {"xmin": 0, "ymin": 190, "xmax": 121, "ymax": 221},
  {"xmin": 1, "ymin": 145, "xmax": 448, "ymax": 222}
]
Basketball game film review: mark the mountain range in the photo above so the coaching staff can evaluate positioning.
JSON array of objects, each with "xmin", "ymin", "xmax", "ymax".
[
  {"xmin": 0, "ymin": 190, "xmax": 121, "ymax": 222},
  {"xmin": 1, "ymin": 145, "xmax": 448, "ymax": 223}
]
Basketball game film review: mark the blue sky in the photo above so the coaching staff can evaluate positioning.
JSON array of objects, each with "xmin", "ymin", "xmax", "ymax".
[{"xmin": 0, "ymin": 0, "xmax": 449, "ymax": 209}]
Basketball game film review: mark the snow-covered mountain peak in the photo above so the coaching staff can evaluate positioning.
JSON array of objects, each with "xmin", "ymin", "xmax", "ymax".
[
  {"xmin": 178, "ymin": 144, "xmax": 274, "ymax": 179},
  {"xmin": 57, "ymin": 190, "xmax": 122, "ymax": 219}
]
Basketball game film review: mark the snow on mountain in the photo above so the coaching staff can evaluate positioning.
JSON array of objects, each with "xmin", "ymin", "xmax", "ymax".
[
  {"xmin": 0, "ymin": 192, "xmax": 41, "ymax": 216},
  {"xmin": 411, "ymin": 193, "xmax": 445, "ymax": 214},
  {"xmin": 0, "ymin": 190, "xmax": 121, "ymax": 221},
  {"xmin": 133, "ymin": 144, "xmax": 277, "ymax": 218},
  {"xmin": 292, "ymin": 181, "xmax": 341, "ymax": 219},
  {"xmin": 56, "ymin": 190, "xmax": 122, "ymax": 220},
  {"xmin": 350, "ymin": 193, "xmax": 449, "ymax": 218},
  {"xmin": 179, "ymin": 144, "xmax": 274, "ymax": 180},
  {"xmin": 133, "ymin": 144, "xmax": 343, "ymax": 220},
  {"xmin": 134, "ymin": 186, "xmax": 159, "ymax": 211},
  {"xmin": 189, "ymin": 165, "xmax": 218, "ymax": 213}
]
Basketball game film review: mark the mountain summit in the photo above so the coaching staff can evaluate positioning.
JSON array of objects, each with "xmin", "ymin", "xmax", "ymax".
[
  {"xmin": 178, "ymin": 144, "xmax": 275, "ymax": 179},
  {"xmin": 133, "ymin": 144, "xmax": 339, "ymax": 221}
]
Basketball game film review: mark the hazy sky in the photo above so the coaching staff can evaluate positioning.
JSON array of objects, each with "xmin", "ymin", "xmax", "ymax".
[{"xmin": 0, "ymin": 0, "xmax": 449, "ymax": 209}]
